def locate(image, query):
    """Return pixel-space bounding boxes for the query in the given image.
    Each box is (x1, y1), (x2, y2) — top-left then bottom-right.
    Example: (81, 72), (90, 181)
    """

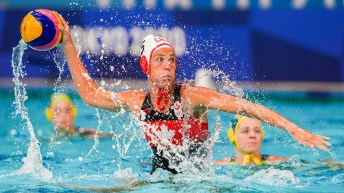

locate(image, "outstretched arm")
(185, 85), (331, 152)
(58, 16), (142, 112)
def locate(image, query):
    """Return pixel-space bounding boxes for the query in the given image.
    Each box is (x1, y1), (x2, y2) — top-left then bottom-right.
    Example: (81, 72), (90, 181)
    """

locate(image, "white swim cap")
(139, 35), (174, 75)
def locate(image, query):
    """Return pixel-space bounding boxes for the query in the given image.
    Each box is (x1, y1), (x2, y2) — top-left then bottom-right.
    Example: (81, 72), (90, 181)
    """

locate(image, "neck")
(148, 80), (176, 112)
(56, 125), (77, 132)
(148, 79), (175, 92)
(149, 80), (176, 98)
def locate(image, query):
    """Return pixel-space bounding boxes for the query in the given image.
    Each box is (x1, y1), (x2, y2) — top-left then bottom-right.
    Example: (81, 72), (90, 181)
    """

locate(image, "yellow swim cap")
(45, 93), (77, 121)
(227, 115), (264, 147)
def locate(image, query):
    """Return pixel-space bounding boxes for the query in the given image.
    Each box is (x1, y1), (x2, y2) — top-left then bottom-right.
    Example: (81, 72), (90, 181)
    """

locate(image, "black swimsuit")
(140, 83), (208, 174)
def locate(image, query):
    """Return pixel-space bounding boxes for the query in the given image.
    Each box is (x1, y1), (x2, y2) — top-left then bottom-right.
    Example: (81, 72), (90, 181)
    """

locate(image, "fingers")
(58, 15), (70, 33)
(56, 14), (73, 46)
(298, 139), (313, 148)
(323, 140), (332, 146)
(294, 133), (331, 152)
(311, 139), (331, 152)
(317, 134), (330, 140)
(318, 144), (330, 152)
(314, 134), (332, 147)
(301, 140), (329, 152)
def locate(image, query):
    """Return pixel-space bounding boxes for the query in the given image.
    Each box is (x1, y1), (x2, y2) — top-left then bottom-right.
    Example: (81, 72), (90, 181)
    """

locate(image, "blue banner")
(0, 2), (344, 82)
(2, 0), (344, 10)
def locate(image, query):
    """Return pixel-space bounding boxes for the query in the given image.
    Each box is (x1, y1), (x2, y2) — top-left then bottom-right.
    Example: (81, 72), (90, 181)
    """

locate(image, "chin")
(244, 147), (260, 153)
(159, 80), (174, 88)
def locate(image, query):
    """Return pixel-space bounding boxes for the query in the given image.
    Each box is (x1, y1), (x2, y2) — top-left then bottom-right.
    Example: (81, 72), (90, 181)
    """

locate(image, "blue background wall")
(1, 0), (344, 82)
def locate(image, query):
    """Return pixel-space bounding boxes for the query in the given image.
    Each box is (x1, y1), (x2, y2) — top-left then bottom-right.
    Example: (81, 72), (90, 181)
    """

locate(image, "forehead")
(238, 118), (261, 129)
(152, 46), (175, 56)
(52, 101), (72, 108)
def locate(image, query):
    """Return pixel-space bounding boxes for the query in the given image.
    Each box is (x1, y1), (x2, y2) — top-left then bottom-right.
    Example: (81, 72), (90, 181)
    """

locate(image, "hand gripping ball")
(20, 9), (62, 51)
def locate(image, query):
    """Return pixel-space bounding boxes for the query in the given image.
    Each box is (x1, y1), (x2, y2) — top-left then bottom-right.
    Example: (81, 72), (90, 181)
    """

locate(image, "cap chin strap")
(241, 151), (263, 165)
(156, 88), (168, 111)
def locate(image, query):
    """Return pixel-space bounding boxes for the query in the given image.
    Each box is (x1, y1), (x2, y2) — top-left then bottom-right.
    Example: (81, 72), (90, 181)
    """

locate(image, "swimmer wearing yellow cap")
(215, 116), (288, 166)
(46, 93), (113, 139)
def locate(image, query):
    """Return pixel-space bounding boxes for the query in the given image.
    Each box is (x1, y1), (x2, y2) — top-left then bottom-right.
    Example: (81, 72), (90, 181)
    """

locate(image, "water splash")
(52, 45), (67, 91)
(100, 109), (138, 157)
(11, 40), (52, 181)
(244, 167), (299, 186)
(194, 68), (216, 90)
(85, 108), (102, 158)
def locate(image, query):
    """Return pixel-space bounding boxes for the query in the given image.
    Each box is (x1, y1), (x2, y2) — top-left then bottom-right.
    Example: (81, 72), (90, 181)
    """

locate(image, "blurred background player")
(215, 116), (288, 165)
(45, 92), (113, 139)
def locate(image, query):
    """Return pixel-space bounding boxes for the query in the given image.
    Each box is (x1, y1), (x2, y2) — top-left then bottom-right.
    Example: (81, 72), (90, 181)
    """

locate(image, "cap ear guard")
(260, 124), (265, 141)
(227, 127), (236, 146)
(45, 107), (53, 121)
(139, 55), (149, 75)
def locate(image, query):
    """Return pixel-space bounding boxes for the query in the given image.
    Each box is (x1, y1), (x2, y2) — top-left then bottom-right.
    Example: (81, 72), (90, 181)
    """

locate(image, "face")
(149, 47), (176, 88)
(51, 101), (74, 130)
(236, 118), (263, 154)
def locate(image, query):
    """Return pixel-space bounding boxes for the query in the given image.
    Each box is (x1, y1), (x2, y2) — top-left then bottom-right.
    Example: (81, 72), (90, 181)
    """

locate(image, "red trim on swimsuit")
(141, 83), (208, 147)
(143, 120), (208, 147)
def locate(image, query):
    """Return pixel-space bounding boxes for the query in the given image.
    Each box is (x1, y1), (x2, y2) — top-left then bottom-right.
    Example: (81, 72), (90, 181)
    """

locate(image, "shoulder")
(265, 155), (289, 164)
(180, 83), (225, 105)
(120, 90), (147, 111)
(181, 83), (218, 98)
(180, 83), (207, 92)
(121, 89), (147, 98)
(214, 157), (235, 165)
(78, 128), (96, 134)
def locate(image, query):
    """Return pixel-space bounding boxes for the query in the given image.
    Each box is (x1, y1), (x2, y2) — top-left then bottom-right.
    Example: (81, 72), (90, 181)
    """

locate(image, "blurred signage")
(0, 0), (343, 82)
(1, 0), (342, 10)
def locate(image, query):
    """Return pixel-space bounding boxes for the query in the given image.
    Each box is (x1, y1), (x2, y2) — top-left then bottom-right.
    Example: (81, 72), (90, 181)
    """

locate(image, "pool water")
(0, 88), (343, 192)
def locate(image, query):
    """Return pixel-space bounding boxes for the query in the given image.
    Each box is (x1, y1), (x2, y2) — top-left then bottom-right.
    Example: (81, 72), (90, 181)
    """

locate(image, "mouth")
(246, 142), (257, 146)
(161, 75), (172, 80)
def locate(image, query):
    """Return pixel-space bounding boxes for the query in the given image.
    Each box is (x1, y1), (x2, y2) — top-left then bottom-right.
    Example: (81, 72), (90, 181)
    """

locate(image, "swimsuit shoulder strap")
(261, 154), (270, 161)
(173, 83), (182, 102)
(141, 91), (152, 110)
(227, 156), (236, 165)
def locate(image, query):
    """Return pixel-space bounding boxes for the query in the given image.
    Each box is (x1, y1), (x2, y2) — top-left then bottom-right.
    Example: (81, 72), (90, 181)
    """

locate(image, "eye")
(154, 56), (163, 63)
(254, 127), (261, 134)
(168, 57), (175, 64)
(53, 108), (61, 114)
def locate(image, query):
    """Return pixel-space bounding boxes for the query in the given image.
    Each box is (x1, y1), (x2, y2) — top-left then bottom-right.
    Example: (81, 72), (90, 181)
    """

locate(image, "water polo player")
(215, 116), (288, 166)
(57, 16), (330, 174)
(46, 92), (112, 139)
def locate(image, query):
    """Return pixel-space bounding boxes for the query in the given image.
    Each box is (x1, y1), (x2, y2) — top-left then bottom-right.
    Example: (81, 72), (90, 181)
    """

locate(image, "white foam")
(244, 167), (300, 186)
(194, 68), (215, 90)
(11, 40), (52, 181)
(18, 138), (53, 181)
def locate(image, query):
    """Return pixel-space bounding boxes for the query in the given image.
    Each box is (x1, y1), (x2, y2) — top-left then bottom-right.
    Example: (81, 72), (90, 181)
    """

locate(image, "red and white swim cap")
(139, 35), (175, 75)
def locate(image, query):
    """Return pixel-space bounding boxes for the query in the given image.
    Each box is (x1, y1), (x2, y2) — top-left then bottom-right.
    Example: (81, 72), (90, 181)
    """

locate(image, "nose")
(162, 60), (171, 70)
(248, 131), (256, 138)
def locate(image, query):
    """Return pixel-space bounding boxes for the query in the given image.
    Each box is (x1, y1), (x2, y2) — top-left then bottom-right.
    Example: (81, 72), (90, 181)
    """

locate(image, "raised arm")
(58, 16), (142, 112)
(185, 85), (331, 152)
